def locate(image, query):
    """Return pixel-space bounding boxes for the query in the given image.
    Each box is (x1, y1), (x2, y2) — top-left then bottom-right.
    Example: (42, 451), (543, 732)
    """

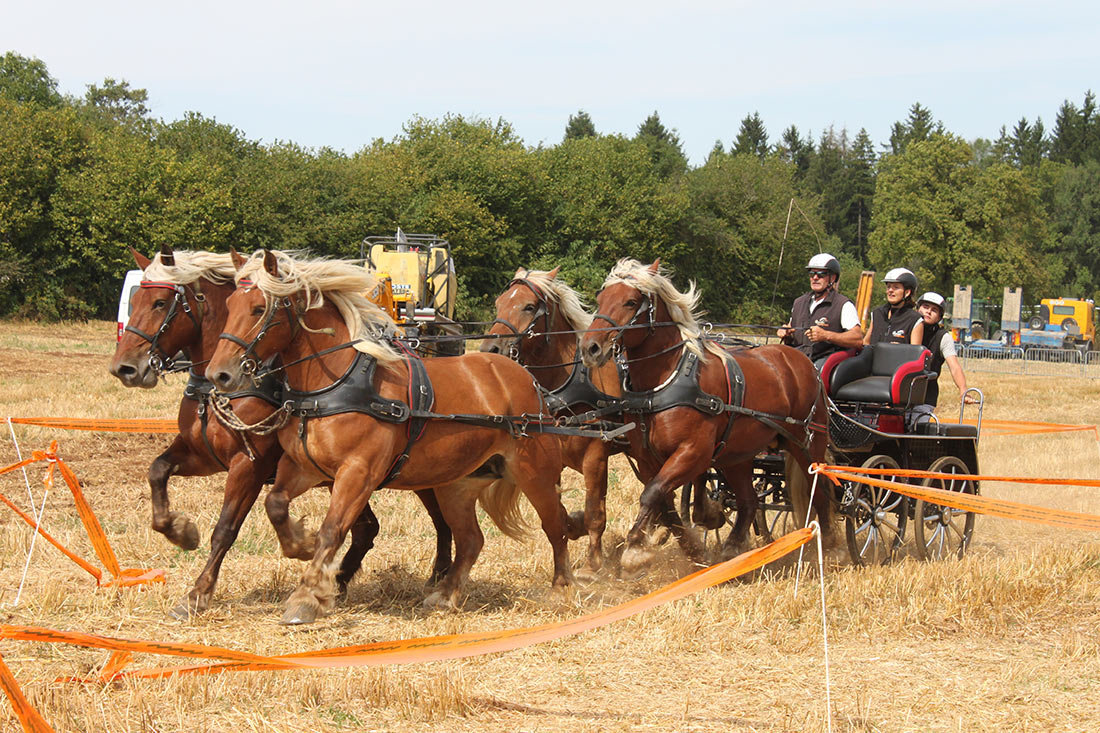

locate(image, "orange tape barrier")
(0, 528), (812, 727)
(7, 417), (177, 434)
(964, 418), (1100, 438)
(0, 653), (53, 733)
(814, 464), (1100, 531)
(0, 446), (165, 588)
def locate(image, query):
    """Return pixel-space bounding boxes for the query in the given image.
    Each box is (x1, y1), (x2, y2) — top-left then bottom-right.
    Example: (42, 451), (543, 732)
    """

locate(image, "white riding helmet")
(882, 267), (917, 293)
(917, 291), (945, 312)
(806, 253), (841, 277)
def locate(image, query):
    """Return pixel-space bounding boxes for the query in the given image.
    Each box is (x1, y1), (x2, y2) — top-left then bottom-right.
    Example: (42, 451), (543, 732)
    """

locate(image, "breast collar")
(282, 349), (434, 425)
(541, 346), (623, 415)
(617, 345), (744, 417)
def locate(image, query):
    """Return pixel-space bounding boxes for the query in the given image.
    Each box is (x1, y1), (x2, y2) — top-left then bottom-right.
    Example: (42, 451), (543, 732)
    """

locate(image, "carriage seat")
(830, 343), (932, 406)
(819, 349), (859, 396)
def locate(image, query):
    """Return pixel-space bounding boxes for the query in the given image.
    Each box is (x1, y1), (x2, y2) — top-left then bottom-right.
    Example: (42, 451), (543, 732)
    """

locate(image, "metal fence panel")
(959, 345), (1025, 375)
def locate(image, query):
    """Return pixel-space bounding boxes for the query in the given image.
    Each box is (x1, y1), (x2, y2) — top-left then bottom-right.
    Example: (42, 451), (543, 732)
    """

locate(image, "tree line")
(3, 51), (1099, 324)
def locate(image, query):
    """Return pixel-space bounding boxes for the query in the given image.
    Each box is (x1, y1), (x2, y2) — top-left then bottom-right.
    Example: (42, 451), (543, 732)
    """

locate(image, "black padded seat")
(831, 343), (932, 406)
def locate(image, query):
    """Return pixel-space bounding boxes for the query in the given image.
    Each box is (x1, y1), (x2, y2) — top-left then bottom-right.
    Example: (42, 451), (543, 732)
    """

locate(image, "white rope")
(13, 456), (52, 608)
(6, 417), (40, 522)
(809, 519), (833, 732)
(794, 469), (821, 595)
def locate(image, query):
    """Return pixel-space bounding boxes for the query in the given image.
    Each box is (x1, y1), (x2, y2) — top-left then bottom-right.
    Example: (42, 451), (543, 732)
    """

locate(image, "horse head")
(580, 259), (663, 368)
(481, 266), (561, 359)
(109, 245), (210, 387)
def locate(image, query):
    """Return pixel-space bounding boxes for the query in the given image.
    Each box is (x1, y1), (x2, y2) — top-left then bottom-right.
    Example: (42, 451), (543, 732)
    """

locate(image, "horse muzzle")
(580, 337), (611, 369)
(209, 362), (249, 393)
(109, 355), (158, 389)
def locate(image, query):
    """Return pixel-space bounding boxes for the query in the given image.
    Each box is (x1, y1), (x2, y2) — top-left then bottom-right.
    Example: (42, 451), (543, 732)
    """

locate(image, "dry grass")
(2, 321), (1099, 732)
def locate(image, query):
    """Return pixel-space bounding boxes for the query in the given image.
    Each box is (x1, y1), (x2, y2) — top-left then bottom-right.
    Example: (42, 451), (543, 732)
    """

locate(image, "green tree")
(1042, 159), (1100, 297)
(870, 134), (1047, 298)
(777, 124), (812, 178)
(564, 110), (597, 140)
(681, 151), (827, 320)
(887, 102), (942, 155)
(0, 52), (61, 106)
(732, 112), (768, 158)
(83, 78), (152, 130)
(634, 111), (687, 178)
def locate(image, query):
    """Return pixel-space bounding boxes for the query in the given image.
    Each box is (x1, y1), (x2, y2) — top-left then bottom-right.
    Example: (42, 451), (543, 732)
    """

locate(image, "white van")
(116, 269), (144, 341)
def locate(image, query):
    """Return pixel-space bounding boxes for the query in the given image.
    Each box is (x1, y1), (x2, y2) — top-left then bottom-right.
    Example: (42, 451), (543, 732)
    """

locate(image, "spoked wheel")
(679, 471), (734, 551)
(913, 455), (977, 561)
(753, 460), (793, 542)
(843, 454), (909, 566)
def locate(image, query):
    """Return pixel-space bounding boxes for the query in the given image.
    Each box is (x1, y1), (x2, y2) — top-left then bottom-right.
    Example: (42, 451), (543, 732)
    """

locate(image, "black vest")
(921, 324), (950, 406)
(789, 290), (853, 360)
(869, 303), (921, 345)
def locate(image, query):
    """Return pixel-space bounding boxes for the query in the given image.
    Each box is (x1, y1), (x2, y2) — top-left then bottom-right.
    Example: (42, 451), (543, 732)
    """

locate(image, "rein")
(217, 286), (302, 379)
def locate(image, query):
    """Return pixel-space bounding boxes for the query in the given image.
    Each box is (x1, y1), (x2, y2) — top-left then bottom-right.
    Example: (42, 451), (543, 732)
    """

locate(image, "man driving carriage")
(777, 253), (863, 367)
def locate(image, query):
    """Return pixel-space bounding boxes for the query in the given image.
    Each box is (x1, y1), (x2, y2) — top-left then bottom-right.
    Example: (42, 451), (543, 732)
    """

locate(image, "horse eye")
(523, 304), (535, 312)
(153, 299), (167, 309)
(625, 299), (637, 308)
(251, 305), (265, 316)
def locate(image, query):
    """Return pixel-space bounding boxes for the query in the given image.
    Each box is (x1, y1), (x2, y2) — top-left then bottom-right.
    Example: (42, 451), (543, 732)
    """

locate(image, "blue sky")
(5, 1), (1099, 164)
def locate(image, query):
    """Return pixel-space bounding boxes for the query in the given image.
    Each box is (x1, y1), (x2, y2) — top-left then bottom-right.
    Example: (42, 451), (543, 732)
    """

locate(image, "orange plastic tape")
(1, 528), (814, 682)
(0, 652), (54, 733)
(816, 466), (1100, 531)
(0, 450), (164, 587)
(964, 418), (1099, 438)
(818, 463), (1100, 488)
(7, 417), (177, 434)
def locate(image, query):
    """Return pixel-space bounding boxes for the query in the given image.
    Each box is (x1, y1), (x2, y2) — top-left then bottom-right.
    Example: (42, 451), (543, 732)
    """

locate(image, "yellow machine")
(362, 230), (462, 355)
(1025, 297), (1096, 352)
(855, 270), (875, 331)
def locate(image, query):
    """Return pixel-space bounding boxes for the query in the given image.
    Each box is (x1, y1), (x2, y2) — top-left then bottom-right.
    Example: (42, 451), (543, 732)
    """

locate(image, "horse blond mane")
(603, 259), (722, 358)
(515, 268), (593, 332)
(141, 250), (238, 285)
(236, 251), (402, 367)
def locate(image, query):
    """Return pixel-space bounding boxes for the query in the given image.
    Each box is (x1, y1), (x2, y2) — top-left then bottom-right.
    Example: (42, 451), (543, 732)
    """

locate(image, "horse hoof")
(280, 603), (319, 625)
(167, 594), (206, 620)
(620, 545), (656, 575)
(168, 514), (200, 551)
(574, 565), (599, 583)
(422, 591), (458, 611)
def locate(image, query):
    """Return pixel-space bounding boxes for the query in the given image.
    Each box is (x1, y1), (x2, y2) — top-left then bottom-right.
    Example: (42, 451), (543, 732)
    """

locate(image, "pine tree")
(778, 125), (812, 178)
(563, 110), (597, 141)
(634, 111), (687, 178)
(732, 112), (769, 158)
(887, 102), (943, 155)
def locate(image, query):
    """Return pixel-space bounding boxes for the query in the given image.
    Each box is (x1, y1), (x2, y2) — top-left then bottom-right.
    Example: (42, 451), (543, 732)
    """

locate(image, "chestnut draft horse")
(207, 251), (574, 624)
(109, 246), (452, 618)
(579, 259), (835, 573)
(482, 267), (623, 577)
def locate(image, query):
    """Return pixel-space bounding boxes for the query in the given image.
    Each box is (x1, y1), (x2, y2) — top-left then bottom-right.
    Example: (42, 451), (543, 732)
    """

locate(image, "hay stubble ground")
(1, 320), (1099, 731)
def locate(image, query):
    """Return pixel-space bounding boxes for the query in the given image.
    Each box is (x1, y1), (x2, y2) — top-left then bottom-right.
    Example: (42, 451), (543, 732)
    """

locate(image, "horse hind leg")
(423, 480), (486, 610)
(509, 436), (575, 592)
(716, 461), (756, 561)
(334, 503), (380, 599)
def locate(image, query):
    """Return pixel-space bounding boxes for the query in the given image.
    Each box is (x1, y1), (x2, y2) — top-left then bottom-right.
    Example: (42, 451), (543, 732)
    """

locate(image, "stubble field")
(1, 319), (1099, 732)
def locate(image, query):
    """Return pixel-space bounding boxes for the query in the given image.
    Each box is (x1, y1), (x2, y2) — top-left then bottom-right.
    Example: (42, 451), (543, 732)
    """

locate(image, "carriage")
(685, 342), (985, 566)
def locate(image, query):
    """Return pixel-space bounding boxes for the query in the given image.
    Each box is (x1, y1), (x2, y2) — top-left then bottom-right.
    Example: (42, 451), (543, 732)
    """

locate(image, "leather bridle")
(489, 278), (552, 360)
(217, 281), (301, 378)
(124, 280), (205, 374)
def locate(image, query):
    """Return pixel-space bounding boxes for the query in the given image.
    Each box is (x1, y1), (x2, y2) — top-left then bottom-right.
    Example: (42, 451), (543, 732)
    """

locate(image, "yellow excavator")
(362, 230), (463, 356)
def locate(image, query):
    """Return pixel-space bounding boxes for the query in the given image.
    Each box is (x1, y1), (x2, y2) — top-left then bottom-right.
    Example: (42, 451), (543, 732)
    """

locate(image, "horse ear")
(546, 266), (560, 279)
(513, 267), (527, 278)
(229, 247), (247, 271)
(130, 247), (152, 271)
(262, 249), (280, 278)
(647, 259), (661, 273)
(159, 243), (175, 267)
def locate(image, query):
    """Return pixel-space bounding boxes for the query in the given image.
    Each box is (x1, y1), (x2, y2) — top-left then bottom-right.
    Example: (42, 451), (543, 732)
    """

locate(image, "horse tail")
(477, 477), (533, 541)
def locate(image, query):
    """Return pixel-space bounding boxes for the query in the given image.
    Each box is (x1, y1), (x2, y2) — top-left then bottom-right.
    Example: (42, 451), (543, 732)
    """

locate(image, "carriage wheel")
(678, 472), (733, 551)
(753, 464), (793, 543)
(844, 454), (908, 566)
(913, 455), (977, 561)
